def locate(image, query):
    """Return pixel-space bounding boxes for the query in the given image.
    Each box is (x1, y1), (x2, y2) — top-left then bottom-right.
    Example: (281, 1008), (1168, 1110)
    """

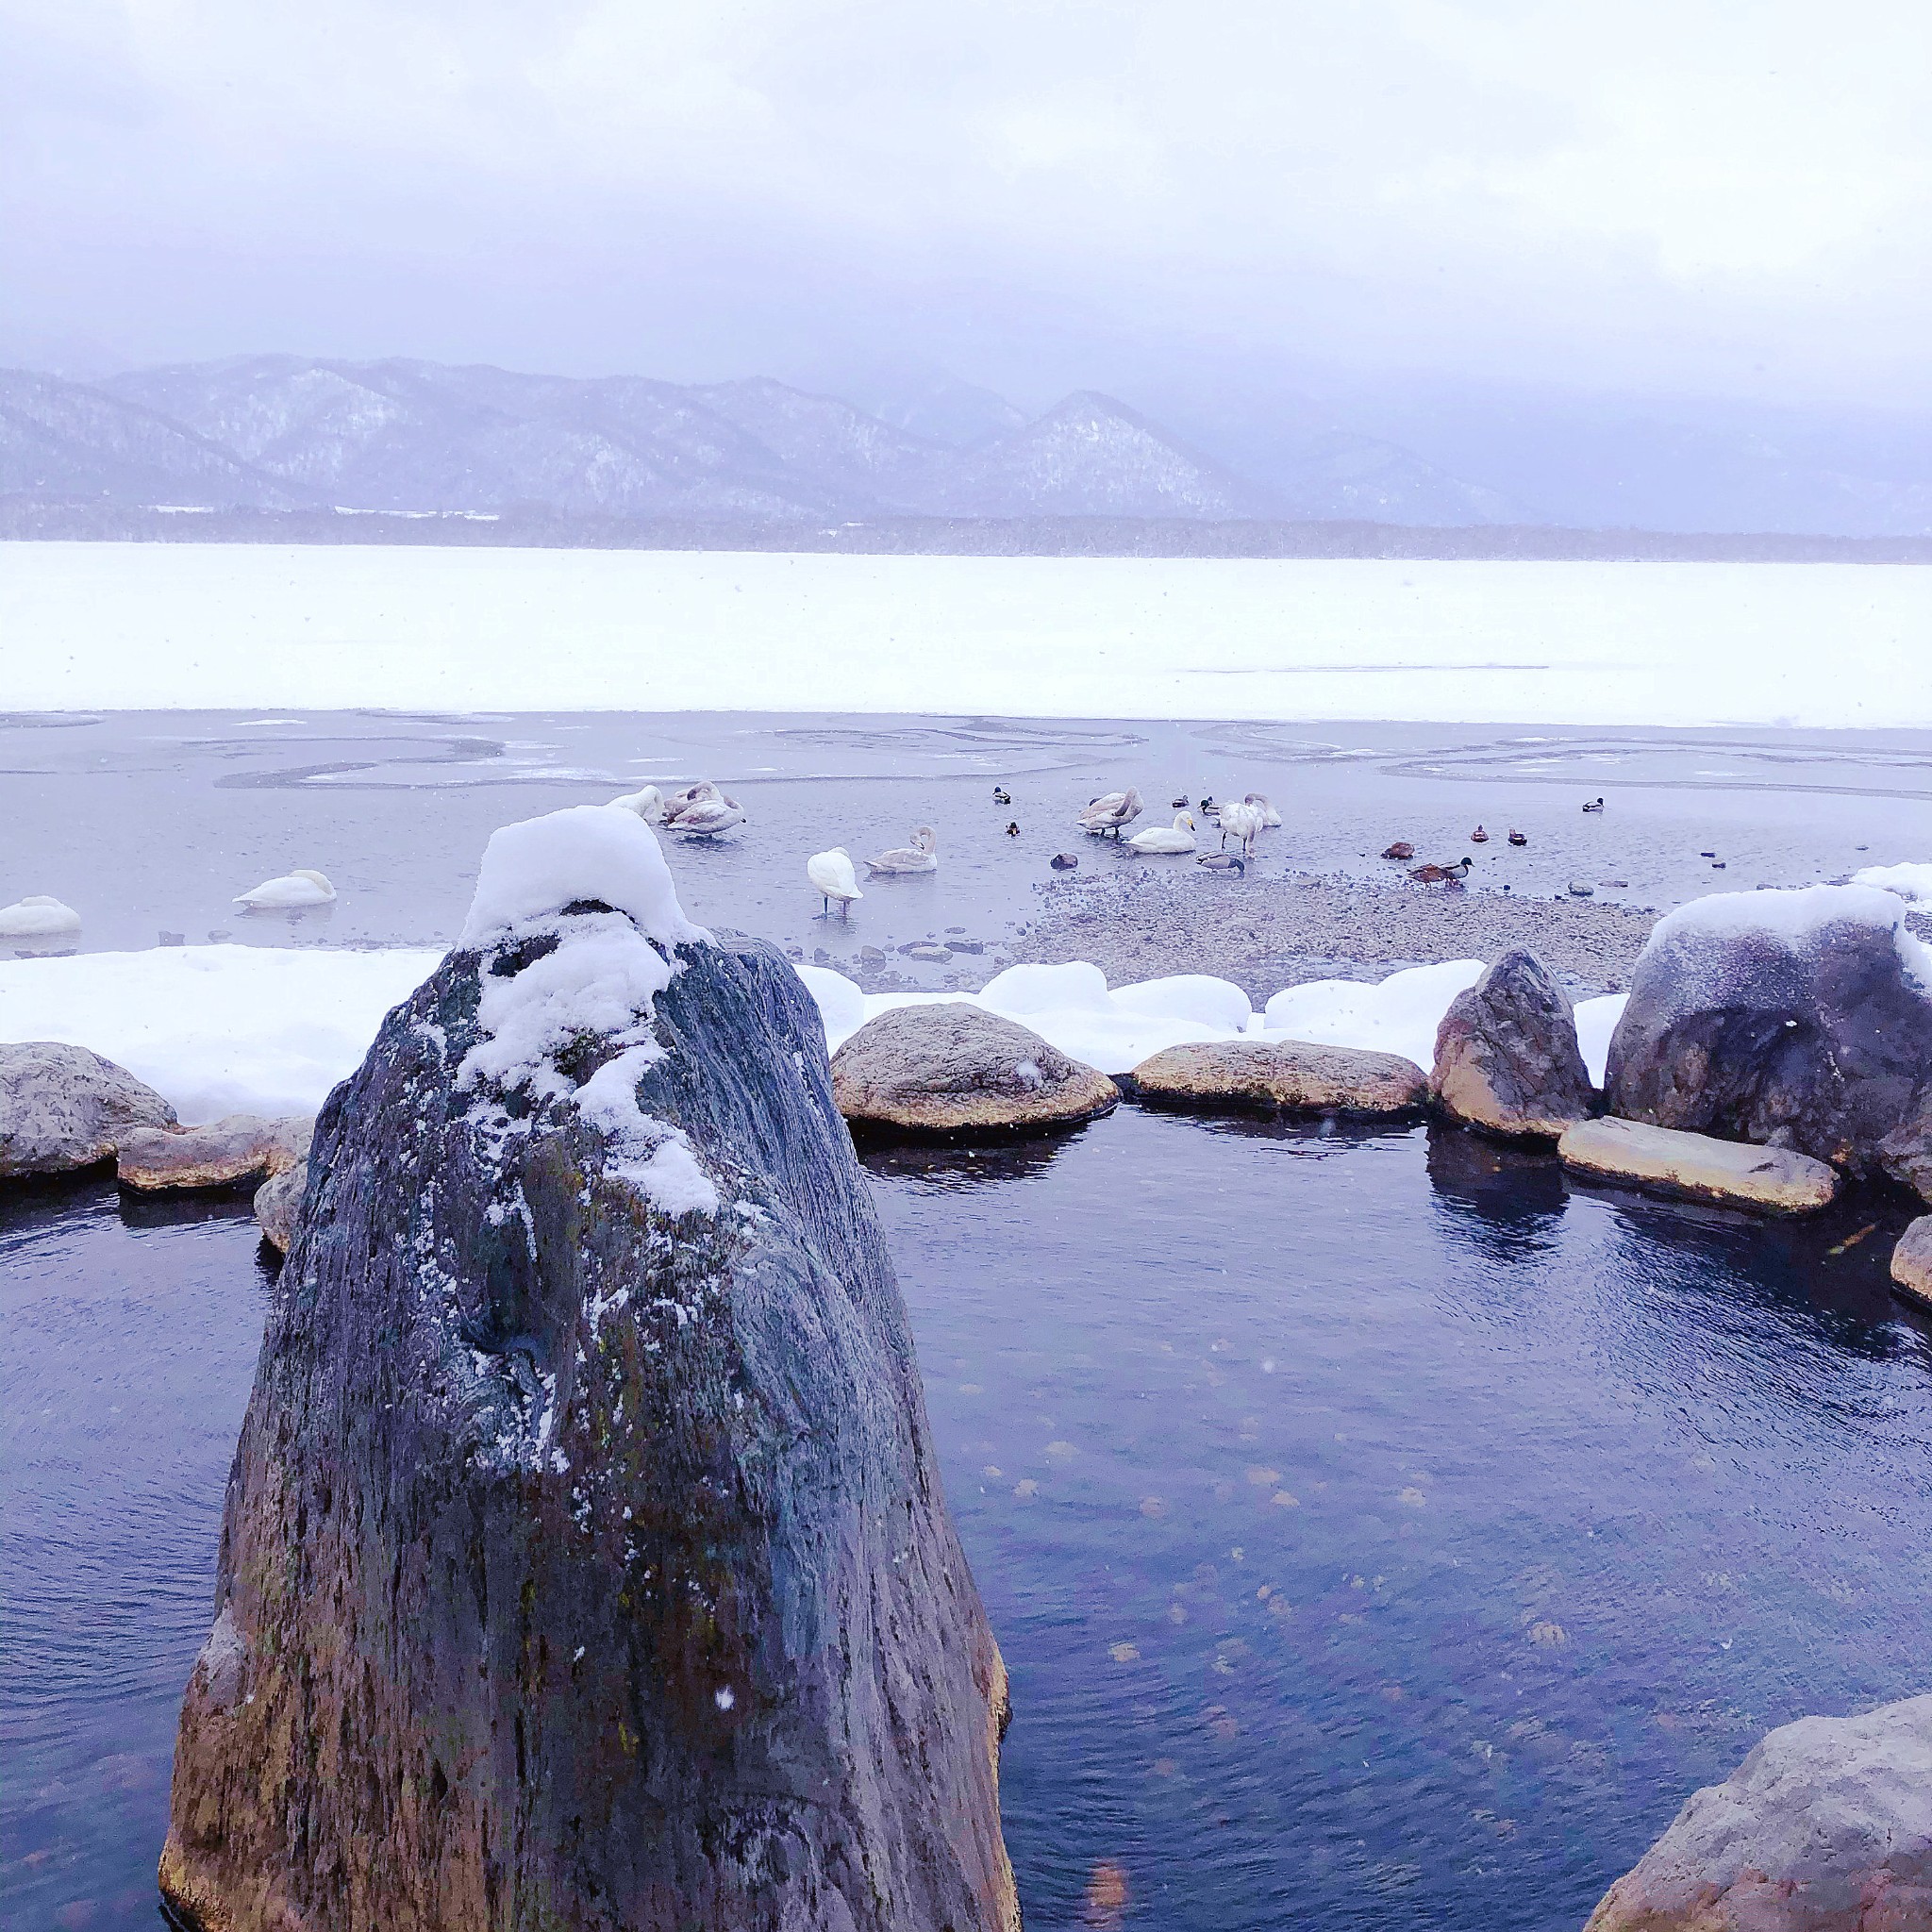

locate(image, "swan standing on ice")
(608, 785), (666, 822)
(1078, 788), (1143, 837)
(1245, 792), (1283, 828)
(235, 869), (336, 909)
(0, 894), (82, 938)
(1218, 798), (1266, 857)
(807, 848), (864, 917)
(670, 784), (747, 837)
(866, 826), (938, 874)
(1127, 811), (1197, 856)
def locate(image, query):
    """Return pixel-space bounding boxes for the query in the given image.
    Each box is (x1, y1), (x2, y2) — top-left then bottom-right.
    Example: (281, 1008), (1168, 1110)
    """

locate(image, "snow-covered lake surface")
(4, 541), (1928, 724)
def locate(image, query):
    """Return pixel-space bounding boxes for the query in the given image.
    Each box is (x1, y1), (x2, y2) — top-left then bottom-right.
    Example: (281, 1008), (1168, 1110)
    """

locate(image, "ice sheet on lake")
(3, 542), (1926, 726)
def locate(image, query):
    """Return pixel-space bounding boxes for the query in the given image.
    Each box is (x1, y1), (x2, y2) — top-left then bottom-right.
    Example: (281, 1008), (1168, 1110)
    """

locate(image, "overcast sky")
(2, 0), (1926, 408)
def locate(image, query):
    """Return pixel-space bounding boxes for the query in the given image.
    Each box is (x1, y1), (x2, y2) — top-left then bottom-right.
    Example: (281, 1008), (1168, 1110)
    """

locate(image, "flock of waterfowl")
(0, 869), (339, 940)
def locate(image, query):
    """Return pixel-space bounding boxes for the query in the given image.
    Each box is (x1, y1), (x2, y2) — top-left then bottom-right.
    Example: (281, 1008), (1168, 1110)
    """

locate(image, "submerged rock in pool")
(116, 1112), (310, 1192)
(832, 1001), (1117, 1132)
(0, 1041), (175, 1178)
(1430, 949), (1594, 1139)
(1585, 1693), (1932, 1930)
(160, 806), (1016, 1932)
(1558, 1117), (1840, 1214)
(1606, 886), (1932, 1198)
(1133, 1038), (1426, 1115)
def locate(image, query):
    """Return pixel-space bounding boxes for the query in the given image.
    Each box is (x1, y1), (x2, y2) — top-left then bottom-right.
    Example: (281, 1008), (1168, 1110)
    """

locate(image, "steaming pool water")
(7, 1111), (1932, 1931)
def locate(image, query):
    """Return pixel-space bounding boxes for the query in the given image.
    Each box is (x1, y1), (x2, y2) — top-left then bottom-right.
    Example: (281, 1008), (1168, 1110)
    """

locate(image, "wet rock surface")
(1132, 1038), (1426, 1115)
(1607, 893), (1932, 1199)
(251, 1158), (307, 1253)
(1430, 949), (1595, 1139)
(1558, 1117), (1840, 1215)
(1585, 1693), (1932, 1930)
(116, 1112), (310, 1192)
(0, 1041), (176, 1178)
(832, 1002), (1117, 1132)
(160, 887), (1015, 1927)
(1890, 1215), (1932, 1309)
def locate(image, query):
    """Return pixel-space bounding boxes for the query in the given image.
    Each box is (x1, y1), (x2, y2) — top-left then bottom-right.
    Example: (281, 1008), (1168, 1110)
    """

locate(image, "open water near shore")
(9, 708), (1932, 1929)
(5, 1120), (1932, 1930)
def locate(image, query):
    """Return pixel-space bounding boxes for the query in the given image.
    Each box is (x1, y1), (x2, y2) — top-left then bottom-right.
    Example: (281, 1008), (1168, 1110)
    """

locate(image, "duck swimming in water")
(992, 787), (1012, 805)
(1050, 852), (1079, 871)
(1470, 824), (1490, 843)
(1582, 797), (1605, 813)
(1381, 841), (1414, 861)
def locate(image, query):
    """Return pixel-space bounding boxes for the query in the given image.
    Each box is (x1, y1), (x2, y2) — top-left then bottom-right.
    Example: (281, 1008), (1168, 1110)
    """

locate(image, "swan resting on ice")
(1127, 811), (1197, 856)
(235, 869), (336, 909)
(866, 826), (938, 875)
(0, 894), (82, 938)
(608, 786), (666, 822)
(807, 848), (864, 916)
(669, 783), (747, 836)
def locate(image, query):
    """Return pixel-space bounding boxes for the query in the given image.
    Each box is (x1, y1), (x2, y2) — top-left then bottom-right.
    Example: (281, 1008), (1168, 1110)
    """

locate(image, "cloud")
(0, 0), (1925, 403)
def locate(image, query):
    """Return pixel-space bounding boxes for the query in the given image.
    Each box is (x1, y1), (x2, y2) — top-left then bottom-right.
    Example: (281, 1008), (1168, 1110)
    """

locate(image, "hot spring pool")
(6, 1110), (1932, 1930)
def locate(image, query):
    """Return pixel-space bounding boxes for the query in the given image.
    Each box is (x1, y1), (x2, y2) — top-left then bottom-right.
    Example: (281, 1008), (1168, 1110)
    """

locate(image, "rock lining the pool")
(0, 1040), (176, 1177)
(159, 808), (1017, 1932)
(1586, 1692), (1932, 1931)
(833, 1002), (1119, 1132)
(116, 1111), (310, 1192)
(1131, 1038), (1427, 1115)
(1558, 1118), (1840, 1215)
(1429, 948), (1596, 1140)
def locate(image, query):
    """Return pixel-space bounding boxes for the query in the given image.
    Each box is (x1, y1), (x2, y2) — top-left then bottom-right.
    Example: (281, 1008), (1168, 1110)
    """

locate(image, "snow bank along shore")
(0, 938), (1627, 1122)
(5, 541), (1928, 725)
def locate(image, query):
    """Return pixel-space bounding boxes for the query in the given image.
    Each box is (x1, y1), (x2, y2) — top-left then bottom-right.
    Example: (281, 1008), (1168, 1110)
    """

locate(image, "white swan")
(865, 825), (938, 875)
(1127, 811), (1197, 856)
(1218, 799), (1266, 856)
(671, 784), (746, 837)
(235, 868), (336, 909)
(1078, 787), (1144, 837)
(807, 848), (864, 916)
(1245, 792), (1283, 828)
(608, 785), (666, 822)
(0, 894), (81, 938)
(660, 782), (720, 824)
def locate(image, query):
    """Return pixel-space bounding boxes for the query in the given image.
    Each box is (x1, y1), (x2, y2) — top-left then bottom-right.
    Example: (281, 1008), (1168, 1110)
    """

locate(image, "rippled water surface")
(7, 1116), (1932, 1930)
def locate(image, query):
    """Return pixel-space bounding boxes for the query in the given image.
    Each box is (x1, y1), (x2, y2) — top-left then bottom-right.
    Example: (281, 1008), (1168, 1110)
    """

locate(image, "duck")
(235, 868), (336, 909)
(806, 848), (863, 917)
(866, 825), (938, 875)
(1507, 828), (1528, 847)
(1381, 841), (1415, 861)
(992, 787), (1012, 806)
(1127, 811), (1197, 856)
(0, 893), (82, 938)
(1198, 795), (1217, 815)
(1077, 788), (1144, 838)
(1170, 792), (1190, 809)
(1218, 797), (1266, 857)
(669, 783), (747, 837)
(1470, 824), (1490, 843)
(1582, 797), (1606, 813)
(1195, 853), (1245, 875)
(1050, 852), (1079, 871)
(1244, 792), (1283, 828)
(1409, 857), (1474, 885)
(608, 785), (665, 822)
(1006, 820), (1021, 837)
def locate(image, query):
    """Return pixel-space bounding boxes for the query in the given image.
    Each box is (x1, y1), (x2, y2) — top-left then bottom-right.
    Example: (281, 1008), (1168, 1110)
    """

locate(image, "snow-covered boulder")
(832, 1002), (1117, 1132)
(1131, 1039), (1426, 1115)
(1430, 950), (1594, 1140)
(1586, 1694), (1932, 1929)
(116, 1112), (310, 1193)
(161, 806), (1016, 1932)
(0, 1041), (176, 1178)
(1607, 886), (1932, 1198)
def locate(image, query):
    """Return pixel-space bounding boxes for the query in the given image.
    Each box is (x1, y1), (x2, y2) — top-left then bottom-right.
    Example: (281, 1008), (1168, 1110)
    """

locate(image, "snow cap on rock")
(460, 805), (706, 949)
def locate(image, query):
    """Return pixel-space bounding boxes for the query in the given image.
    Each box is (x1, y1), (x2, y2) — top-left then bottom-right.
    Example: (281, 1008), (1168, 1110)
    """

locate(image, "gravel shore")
(1008, 867), (1658, 1001)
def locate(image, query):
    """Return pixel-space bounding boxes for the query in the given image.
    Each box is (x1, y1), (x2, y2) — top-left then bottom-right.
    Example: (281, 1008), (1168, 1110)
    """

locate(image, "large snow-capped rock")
(1586, 1694), (1932, 1929)
(1606, 886), (1932, 1198)
(159, 805), (1016, 1932)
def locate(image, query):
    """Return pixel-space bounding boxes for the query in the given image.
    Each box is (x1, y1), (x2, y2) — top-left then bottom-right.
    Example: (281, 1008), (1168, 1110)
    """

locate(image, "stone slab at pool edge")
(1558, 1118), (1840, 1215)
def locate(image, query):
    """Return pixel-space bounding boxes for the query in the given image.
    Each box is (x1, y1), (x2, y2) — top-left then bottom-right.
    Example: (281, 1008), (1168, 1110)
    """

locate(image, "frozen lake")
(2, 541), (1927, 725)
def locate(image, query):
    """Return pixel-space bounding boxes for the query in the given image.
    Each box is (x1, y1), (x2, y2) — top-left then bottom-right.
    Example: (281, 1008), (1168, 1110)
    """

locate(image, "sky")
(2, 0), (1927, 410)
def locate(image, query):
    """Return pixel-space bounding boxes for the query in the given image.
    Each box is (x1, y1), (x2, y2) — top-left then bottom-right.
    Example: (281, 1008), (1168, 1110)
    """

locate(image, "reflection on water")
(6, 1115), (1932, 1930)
